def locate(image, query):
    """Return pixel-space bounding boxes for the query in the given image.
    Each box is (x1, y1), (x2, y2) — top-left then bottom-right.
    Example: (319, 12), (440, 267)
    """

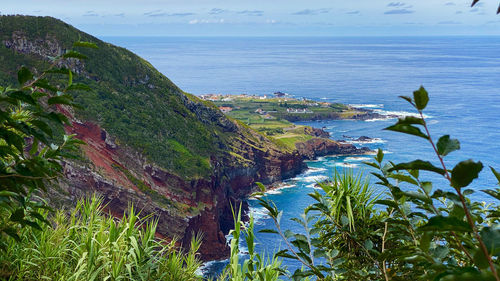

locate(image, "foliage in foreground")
(0, 41), (94, 248)
(222, 87), (500, 281)
(0, 196), (202, 281)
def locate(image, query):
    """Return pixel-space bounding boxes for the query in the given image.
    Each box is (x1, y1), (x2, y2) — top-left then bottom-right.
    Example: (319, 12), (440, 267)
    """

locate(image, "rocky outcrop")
(295, 138), (371, 160)
(303, 127), (330, 138)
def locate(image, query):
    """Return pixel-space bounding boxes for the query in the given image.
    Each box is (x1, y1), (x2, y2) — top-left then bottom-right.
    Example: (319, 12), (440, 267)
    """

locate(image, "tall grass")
(0, 195), (202, 281)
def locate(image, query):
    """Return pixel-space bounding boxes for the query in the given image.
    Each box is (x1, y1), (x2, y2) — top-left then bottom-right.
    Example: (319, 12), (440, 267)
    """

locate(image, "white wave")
(345, 138), (386, 144)
(344, 156), (372, 162)
(198, 259), (228, 276)
(365, 118), (390, 122)
(249, 206), (270, 222)
(306, 183), (324, 190)
(305, 156), (326, 163)
(335, 163), (359, 168)
(293, 175), (328, 183)
(349, 103), (384, 108)
(366, 150), (393, 155)
(303, 167), (328, 175)
(373, 109), (431, 118)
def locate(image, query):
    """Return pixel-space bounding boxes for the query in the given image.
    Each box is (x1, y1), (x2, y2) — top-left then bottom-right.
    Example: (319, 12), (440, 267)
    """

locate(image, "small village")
(201, 91), (334, 115)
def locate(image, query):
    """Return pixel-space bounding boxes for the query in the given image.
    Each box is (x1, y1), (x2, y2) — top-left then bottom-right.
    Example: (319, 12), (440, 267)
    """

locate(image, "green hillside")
(0, 15), (234, 178)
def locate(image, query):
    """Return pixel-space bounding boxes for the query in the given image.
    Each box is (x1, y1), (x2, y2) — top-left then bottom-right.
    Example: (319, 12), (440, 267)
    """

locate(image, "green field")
(211, 95), (363, 150)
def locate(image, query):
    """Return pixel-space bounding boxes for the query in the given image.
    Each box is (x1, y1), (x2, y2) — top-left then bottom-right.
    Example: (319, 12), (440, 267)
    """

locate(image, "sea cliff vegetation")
(1, 1), (500, 280)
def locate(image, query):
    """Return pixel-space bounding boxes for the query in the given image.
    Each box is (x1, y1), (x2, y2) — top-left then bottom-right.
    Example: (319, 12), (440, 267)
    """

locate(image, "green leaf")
(451, 160), (483, 189)
(413, 86), (429, 110)
(18, 66), (33, 85)
(73, 41), (98, 49)
(45, 67), (73, 75)
(10, 208), (25, 222)
(374, 199), (399, 209)
(389, 160), (445, 175)
(3, 227), (20, 242)
(388, 174), (418, 185)
(482, 189), (500, 201)
(384, 124), (428, 139)
(275, 249), (297, 260)
(399, 95), (414, 106)
(8, 90), (36, 105)
(480, 226), (500, 257)
(376, 148), (384, 163)
(66, 83), (92, 92)
(419, 216), (472, 233)
(63, 50), (88, 60)
(363, 161), (380, 169)
(259, 229), (278, 234)
(33, 79), (58, 92)
(396, 116), (425, 125)
(364, 240), (373, 251)
(48, 95), (73, 106)
(421, 181), (433, 194)
(491, 167), (500, 184)
(437, 135), (460, 156)
(420, 232), (432, 252)
(31, 120), (53, 137)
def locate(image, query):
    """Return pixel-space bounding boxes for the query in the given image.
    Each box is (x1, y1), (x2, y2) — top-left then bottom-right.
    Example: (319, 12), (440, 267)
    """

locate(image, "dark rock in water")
(295, 138), (371, 160)
(355, 136), (372, 142)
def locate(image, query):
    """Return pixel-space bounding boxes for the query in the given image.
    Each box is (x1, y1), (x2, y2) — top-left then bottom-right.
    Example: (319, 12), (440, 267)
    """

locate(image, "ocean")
(102, 36), (500, 277)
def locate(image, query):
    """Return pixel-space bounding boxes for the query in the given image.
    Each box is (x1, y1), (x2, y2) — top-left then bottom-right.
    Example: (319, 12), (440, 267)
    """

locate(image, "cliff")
(0, 15), (307, 260)
(0, 15), (368, 260)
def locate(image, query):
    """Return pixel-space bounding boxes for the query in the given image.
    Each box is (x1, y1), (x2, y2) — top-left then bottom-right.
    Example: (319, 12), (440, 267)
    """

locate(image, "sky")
(2, 0), (500, 36)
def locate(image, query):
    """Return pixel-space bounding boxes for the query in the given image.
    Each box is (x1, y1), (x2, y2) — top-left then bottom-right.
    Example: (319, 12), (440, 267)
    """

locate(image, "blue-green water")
(103, 36), (500, 277)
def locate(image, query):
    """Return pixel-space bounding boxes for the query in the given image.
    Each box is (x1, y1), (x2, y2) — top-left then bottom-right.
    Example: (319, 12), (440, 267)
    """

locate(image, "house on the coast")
(219, 106), (233, 113)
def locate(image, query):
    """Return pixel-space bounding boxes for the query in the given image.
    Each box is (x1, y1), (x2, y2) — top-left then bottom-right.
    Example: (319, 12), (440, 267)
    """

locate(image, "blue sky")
(2, 0), (500, 36)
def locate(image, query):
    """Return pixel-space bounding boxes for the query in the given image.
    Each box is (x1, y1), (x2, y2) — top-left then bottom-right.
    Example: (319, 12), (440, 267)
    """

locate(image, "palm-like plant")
(316, 169), (378, 231)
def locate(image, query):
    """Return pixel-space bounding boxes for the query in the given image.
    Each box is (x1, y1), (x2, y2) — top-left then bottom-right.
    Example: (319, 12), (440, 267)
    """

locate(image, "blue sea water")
(103, 36), (500, 277)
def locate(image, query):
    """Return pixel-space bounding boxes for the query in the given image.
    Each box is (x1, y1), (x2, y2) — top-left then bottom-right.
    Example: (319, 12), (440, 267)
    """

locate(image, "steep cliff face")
(0, 15), (306, 260)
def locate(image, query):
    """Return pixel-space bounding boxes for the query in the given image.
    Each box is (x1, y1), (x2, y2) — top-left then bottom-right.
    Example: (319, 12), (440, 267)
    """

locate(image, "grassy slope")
(0, 15), (236, 179)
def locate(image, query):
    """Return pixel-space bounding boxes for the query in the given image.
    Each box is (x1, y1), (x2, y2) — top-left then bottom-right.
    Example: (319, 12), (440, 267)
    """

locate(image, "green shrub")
(223, 87), (500, 281)
(0, 195), (202, 281)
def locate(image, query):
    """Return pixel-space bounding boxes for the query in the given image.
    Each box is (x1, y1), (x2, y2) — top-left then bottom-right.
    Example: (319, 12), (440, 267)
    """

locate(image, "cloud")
(292, 8), (330, 15)
(83, 10), (99, 17)
(387, 2), (406, 7)
(346, 10), (360, 15)
(455, 10), (463, 14)
(114, 13), (125, 17)
(144, 9), (162, 16)
(470, 8), (479, 13)
(266, 19), (277, 24)
(384, 9), (415, 14)
(445, 2), (456, 6)
(170, 13), (196, 17)
(237, 10), (264, 16)
(188, 18), (225, 24)
(209, 8), (226, 15)
(438, 20), (461, 24)
(143, 10), (196, 17)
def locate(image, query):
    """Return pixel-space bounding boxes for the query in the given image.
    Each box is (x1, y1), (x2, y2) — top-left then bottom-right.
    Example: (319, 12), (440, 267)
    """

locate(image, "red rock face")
(57, 116), (306, 261)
